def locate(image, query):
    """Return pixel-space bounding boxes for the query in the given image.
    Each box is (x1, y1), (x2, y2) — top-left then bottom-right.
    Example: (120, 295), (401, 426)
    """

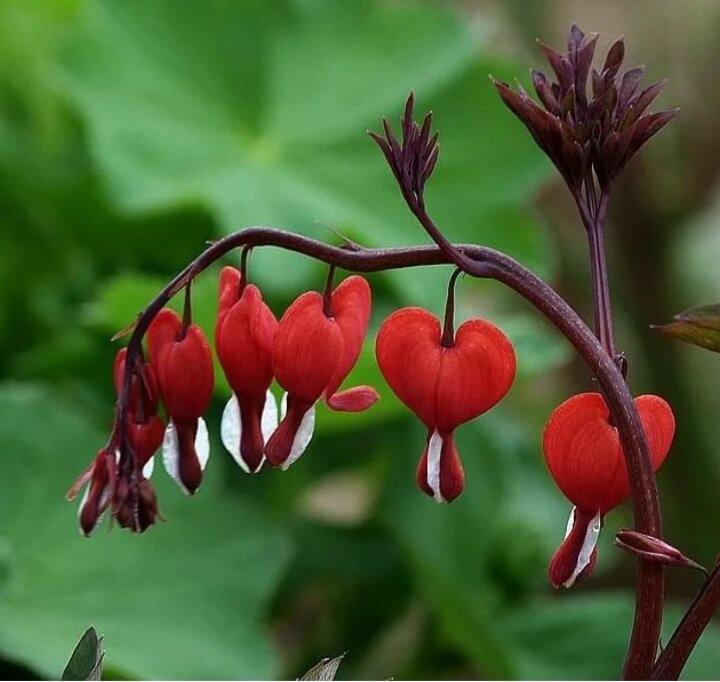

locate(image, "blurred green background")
(1, 0), (720, 679)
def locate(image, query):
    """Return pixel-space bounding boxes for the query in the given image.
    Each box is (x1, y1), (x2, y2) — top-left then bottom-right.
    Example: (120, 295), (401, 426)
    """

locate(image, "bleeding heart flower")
(70, 348), (165, 536)
(265, 275), (378, 469)
(376, 307), (516, 503)
(70, 447), (116, 536)
(215, 266), (279, 473)
(113, 348), (165, 478)
(148, 308), (214, 494)
(543, 392), (675, 588)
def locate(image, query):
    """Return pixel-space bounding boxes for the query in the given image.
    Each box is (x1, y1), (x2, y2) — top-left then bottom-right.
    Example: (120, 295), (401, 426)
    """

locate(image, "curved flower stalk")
(543, 393), (675, 588)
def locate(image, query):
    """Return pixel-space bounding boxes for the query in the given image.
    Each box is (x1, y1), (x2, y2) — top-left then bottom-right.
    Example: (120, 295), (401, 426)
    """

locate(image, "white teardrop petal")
(280, 392), (288, 419)
(426, 430), (445, 503)
(564, 506), (577, 540)
(195, 417), (210, 471)
(143, 457), (155, 479)
(162, 421), (186, 493)
(221, 394), (250, 473)
(564, 509), (602, 588)
(261, 390), (279, 442)
(77, 484), (90, 530)
(281, 404), (316, 471)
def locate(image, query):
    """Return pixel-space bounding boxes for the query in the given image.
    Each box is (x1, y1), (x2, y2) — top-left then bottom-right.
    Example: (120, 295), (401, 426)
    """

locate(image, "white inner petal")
(221, 393), (275, 473)
(162, 419), (209, 495)
(195, 417), (210, 471)
(426, 429), (445, 503)
(143, 457), (155, 479)
(564, 506), (577, 540)
(279, 392), (316, 471)
(564, 509), (602, 588)
(261, 389), (279, 442)
(221, 394), (248, 473)
(162, 421), (184, 493)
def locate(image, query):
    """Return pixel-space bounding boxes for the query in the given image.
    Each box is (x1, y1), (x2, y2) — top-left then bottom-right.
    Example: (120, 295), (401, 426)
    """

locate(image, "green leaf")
(61, 627), (103, 681)
(0, 383), (290, 679)
(502, 592), (720, 680)
(379, 417), (521, 678)
(653, 302), (720, 352)
(299, 654), (345, 681)
(59, 0), (551, 299)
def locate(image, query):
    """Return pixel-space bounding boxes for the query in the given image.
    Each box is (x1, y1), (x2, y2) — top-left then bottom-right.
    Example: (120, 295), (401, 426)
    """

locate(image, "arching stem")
(116, 225), (662, 678)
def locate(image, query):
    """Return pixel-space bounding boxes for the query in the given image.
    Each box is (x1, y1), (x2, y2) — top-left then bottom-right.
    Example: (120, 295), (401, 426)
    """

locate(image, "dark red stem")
(576, 190), (617, 359)
(651, 564), (720, 679)
(441, 268), (461, 347)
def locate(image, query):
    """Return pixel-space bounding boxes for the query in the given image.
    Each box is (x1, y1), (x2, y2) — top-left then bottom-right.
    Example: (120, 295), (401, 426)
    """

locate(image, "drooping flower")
(376, 307), (516, 502)
(148, 308), (214, 494)
(70, 348), (165, 536)
(215, 266), (279, 473)
(113, 348), (165, 477)
(265, 275), (378, 469)
(70, 447), (116, 536)
(543, 392), (675, 588)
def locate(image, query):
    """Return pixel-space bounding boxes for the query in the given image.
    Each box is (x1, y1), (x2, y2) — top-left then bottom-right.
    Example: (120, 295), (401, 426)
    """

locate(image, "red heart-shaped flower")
(376, 307), (516, 432)
(543, 392), (675, 514)
(376, 306), (516, 502)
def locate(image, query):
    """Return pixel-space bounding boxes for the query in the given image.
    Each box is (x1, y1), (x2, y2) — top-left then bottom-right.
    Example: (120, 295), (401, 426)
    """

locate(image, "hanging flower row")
(68, 266), (522, 533)
(68, 259), (677, 592)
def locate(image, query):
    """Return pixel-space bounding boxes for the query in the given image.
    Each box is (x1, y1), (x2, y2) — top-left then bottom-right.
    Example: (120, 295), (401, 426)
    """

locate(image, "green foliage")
(654, 302), (720, 353)
(0, 384), (290, 679)
(0, 0), (716, 680)
(62, 627), (103, 681)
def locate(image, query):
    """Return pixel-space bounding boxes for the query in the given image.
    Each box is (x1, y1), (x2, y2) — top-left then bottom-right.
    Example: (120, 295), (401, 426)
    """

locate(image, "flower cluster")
(69, 265), (525, 533)
(69, 268), (384, 534)
(493, 24), (677, 193)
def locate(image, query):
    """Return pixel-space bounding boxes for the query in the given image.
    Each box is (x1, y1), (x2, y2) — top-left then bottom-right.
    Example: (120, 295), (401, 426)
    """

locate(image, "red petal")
(601, 394), (674, 510)
(265, 395), (313, 468)
(326, 385), (379, 412)
(543, 393), (675, 513)
(237, 393), (267, 472)
(272, 291), (344, 402)
(216, 283), (277, 397)
(375, 307), (442, 428)
(435, 319), (516, 432)
(216, 266), (242, 340)
(415, 430), (465, 503)
(113, 348), (128, 398)
(157, 325), (214, 421)
(325, 276), (373, 400)
(174, 418), (203, 495)
(376, 308), (516, 430)
(128, 415), (165, 467)
(114, 349), (160, 418)
(548, 508), (601, 588)
(147, 308), (181, 366)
